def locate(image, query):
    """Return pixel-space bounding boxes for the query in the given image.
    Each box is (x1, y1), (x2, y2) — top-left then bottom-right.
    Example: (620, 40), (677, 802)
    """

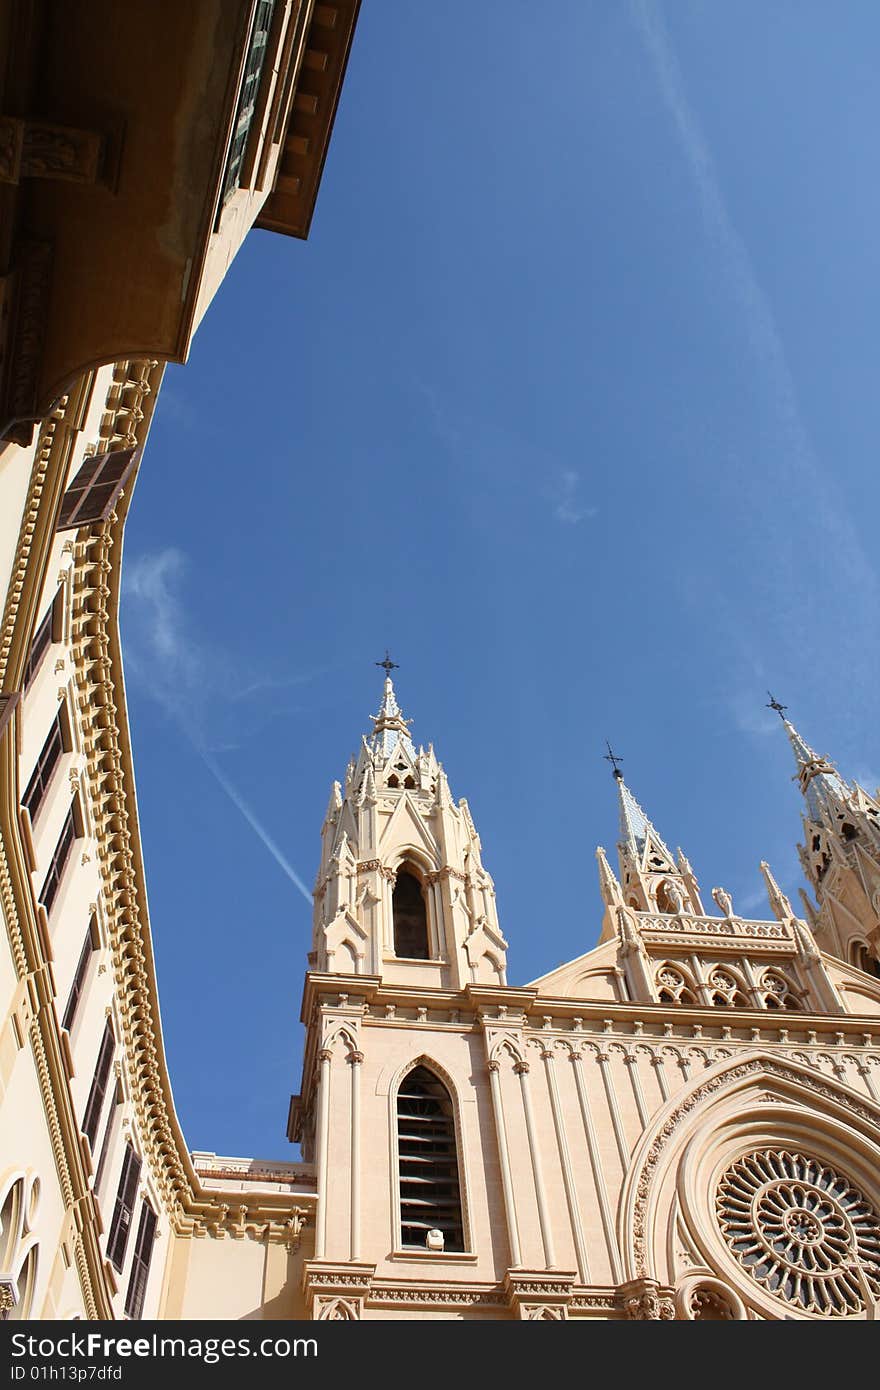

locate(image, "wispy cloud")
(628, 0), (880, 720)
(550, 468), (597, 525)
(123, 548), (313, 905)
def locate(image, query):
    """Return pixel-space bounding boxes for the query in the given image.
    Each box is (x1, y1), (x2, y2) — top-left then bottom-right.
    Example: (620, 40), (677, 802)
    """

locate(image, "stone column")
(542, 1048), (589, 1282)
(515, 1059), (556, 1270)
(348, 1049), (363, 1262)
(487, 1060), (521, 1268)
(314, 1047), (333, 1259)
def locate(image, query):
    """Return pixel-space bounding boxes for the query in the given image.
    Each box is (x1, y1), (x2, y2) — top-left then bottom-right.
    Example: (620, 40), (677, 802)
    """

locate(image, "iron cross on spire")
(376, 650), (399, 677)
(604, 741), (624, 780)
(766, 691), (788, 719)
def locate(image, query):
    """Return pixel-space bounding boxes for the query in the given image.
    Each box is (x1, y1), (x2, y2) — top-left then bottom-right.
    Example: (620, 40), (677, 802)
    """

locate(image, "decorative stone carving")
(621, 1279), (676, 1320)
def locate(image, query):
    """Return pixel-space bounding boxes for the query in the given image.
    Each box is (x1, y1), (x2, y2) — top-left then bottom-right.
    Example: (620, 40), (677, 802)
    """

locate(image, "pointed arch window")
(656, 964), (696, 1006)
(707, 967), (750, 1008)
(392, 868), (430, 960)
(396, 1066), (464, 1252)
(760, 970), (800, 1011)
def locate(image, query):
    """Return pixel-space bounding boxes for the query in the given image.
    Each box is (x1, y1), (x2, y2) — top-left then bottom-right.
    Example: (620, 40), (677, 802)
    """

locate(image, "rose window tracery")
(716, 1149), (880, 1316)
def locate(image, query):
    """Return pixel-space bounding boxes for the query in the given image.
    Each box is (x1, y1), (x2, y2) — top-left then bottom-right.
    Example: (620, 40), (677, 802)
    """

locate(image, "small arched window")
(656, 964), (696, 1006)
(396, 1066), (464, 1252)
(393, 869), (430, 960)
(761, 970), (800, 1011)
(851, 941), (880, 979)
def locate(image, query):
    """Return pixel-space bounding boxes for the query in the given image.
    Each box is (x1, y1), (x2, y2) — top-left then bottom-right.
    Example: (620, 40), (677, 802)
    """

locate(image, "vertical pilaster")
(348, 1049), (363, 1262)
(515, 1059), (556, 1270)
(487, 1060), (521, 1268)
(314, 1047), (332, 1259)
(541, 1048), (589, 1282)
(570, 1052), (622, 1282)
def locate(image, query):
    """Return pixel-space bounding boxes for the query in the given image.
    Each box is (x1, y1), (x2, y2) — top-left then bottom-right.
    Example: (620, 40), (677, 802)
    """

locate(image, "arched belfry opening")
(396, 1065), (464, 1252)
(392, 867), (430, 960)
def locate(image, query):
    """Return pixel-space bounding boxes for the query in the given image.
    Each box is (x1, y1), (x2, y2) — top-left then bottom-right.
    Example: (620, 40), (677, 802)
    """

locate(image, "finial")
(376, 650), (399, 677)
(766, 691), (788, 719)
(604, 740), (624, 780)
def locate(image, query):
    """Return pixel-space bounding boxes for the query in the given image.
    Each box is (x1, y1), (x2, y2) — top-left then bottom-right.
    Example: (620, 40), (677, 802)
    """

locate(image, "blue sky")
(120, 1), (880, 1160)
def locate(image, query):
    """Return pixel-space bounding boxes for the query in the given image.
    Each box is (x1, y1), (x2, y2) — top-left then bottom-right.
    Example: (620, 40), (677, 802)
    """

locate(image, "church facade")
(1, 0), (880, 1324)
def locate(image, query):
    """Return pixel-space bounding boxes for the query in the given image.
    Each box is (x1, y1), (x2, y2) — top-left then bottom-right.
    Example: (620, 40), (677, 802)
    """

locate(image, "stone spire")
(781, 715), (851, 824)
(771, 704), (880, 972)
(610, 769), (703, 915)
(368, 675), (416, 762)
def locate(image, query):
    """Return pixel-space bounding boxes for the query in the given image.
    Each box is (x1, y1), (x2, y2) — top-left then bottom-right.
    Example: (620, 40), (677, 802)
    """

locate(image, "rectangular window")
(38, 801), (78, 917)
(93, 1081), (121, 1193)
(124, 1202), (158, 1319)
(56, 447), (139, 531)
(22, 598), (55, 690)
(82, 1018), (114, 1150)
(22, 706), (68, 825)
(219, 0), (276, 209)
(61, 918), (97, 1032)
(107, 1142), (141, 1273)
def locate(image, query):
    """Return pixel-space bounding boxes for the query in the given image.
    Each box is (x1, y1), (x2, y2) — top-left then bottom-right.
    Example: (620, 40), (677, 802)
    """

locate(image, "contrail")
(197, 743), (314, 907)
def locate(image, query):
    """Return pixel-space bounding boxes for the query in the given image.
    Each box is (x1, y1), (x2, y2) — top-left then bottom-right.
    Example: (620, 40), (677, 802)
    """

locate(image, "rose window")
(716, 1149), (880, 1316)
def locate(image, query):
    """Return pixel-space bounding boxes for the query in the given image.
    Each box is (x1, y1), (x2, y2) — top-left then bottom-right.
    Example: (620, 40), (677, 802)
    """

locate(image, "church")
(1, 0), (880, 1326)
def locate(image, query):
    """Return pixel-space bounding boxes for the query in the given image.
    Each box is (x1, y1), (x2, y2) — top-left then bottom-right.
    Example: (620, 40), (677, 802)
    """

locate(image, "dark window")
(219, 1), (276, 209)
(82, 1018), (114, 1150)
(56, 447), (139, 531)
(93, 1081), (121, 1193)
(124, 1202), (158, 1319)
(22, 598), (56, 690)
(38, 802), (78, 916)
(61, 921), (97, 1032)
(107, 1143), (141, 1273)
(397, 1066), (463, 1253)
(392, 870), (430, 959)
(22, 707), (68, 824)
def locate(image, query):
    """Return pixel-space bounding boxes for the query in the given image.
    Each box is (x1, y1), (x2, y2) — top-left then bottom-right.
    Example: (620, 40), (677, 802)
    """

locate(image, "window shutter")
(124, 1202), (158, 1319)
(61, 924), (96, 1032)
(38, 801), (77, 915)
(56, 447), (139, 531)
(22, 708), (66, 824)
(22, 598), (55, 689)
(82, 1018), (114, 1149)
(107, 1142), (142, 1272)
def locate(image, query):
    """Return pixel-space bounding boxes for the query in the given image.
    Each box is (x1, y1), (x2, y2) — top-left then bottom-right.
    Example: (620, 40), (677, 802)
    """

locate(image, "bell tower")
(770, 698), (880, 976)
(309, 663), (508, 988)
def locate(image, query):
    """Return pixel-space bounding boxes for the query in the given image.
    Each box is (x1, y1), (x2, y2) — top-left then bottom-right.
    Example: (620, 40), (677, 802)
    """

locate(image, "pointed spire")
(779, 710), (851, 822)
(616, 775), (674, 863)
(759, 860), (794, 921)
(596, 846), (622, 907)
(368, 674), (416, 761)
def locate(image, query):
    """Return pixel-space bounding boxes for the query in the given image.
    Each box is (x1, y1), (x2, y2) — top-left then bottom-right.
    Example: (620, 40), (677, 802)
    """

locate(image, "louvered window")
(397, 1066), (464, 1252)
(61, 920), (97, 1032)
(22, 707), (68, 824)
(219, 1), (276, 208)
(107, 1143), (141, 1273)
(124, 1202), (157, 1319)
(23, 597), (55, 689)
(82, 1018), (114, 1150)
(56, 447), (138, 531)
(38, 801), (78, 916)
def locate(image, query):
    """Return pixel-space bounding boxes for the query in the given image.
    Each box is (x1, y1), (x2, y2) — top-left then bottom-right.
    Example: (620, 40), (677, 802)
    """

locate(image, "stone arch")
(0, 1172), (40, 1320)
(617, 1050), (880, 1318)
(387, 1056), (470, 1255)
